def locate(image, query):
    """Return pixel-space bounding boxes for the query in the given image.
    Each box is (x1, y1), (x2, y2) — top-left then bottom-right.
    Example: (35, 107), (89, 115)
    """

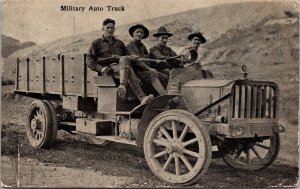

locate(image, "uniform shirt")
(149, 44), (178, 70)
(126, 40), (149, 58)
(149, 44), (177, 60)
(126, 40), (152, 71)
(86, 35), (129, 72)
(178, 45), (204, 71)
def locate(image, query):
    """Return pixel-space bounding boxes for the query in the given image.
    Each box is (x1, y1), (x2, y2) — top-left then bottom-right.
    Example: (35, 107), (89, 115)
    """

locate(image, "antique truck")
(14, 51), (285, 185)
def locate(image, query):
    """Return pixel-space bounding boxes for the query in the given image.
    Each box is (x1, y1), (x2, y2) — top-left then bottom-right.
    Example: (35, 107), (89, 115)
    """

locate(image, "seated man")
(179, 32), (213, 78)
(126, 24), (166, 95)
(149, 26), (181, 76)
(178, 31), (206, 67)
(86, 18), (153, 104)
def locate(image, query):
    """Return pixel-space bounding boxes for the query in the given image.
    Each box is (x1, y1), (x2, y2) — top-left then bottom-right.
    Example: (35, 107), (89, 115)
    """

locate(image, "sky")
(1, 0), (297, 44)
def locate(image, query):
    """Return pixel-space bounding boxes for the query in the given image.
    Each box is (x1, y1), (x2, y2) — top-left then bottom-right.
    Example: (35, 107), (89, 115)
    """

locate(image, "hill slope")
(5, 1), (298, 58)
(2, 35), (36, 58)
(3, 1), (297, 81)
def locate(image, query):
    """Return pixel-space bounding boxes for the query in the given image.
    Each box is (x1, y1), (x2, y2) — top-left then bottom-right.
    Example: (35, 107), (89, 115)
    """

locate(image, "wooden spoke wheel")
(222, 134), (280, 171)
(26, 100), (56, 148)
(43, 100), (58, 146)
(143, 110), (212, 185)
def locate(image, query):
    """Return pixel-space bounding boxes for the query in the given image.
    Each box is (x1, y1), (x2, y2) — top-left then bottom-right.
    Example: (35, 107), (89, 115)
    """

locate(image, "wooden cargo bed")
(15, 53), (98, 98)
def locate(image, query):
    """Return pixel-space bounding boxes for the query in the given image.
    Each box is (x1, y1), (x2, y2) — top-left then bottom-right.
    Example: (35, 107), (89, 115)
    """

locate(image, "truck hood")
(182, 79), (236, 88)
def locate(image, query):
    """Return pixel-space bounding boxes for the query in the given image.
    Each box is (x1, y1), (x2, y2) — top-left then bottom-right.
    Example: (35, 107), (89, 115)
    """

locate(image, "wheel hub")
(31, 119), (42, 130)
(166, 140), (184, 154)
(166, 145), (174, 154)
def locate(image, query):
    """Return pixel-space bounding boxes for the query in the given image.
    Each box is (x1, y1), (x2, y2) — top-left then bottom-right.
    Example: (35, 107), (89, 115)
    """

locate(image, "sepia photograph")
(1, 0), (299, 187)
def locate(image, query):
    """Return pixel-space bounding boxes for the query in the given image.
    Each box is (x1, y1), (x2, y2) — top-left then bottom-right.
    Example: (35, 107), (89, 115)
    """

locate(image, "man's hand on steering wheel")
(149, 68), (158, 74)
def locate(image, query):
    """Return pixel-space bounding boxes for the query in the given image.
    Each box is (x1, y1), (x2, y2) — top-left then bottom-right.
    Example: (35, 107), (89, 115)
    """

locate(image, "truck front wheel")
(143, 110), (212, 185)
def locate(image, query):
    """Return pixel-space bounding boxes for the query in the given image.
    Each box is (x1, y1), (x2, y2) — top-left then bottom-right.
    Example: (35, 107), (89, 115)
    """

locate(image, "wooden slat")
(83, 54), (87, 97)
(250, 86), (256, 118)
(268, 87), (272, 118)
(244, 85), (248, 118)
(26, 58), (30, 91)
(231, 86), (236, 118)
(61, 55), (65, 96)
(16, 58), (20, 90)
(42, 57), (46, 93)
(273, 87), (277, 118)
(238, 84), (242, 118)
(256, 86), (262, 118)
(262, 86), (267, 117)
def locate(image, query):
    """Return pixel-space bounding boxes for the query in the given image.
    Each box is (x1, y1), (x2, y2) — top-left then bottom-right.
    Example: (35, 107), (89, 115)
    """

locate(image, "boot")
(140, 94), (154, 104)
(118, 58), (130, 98)
(117, 67), (129, 98)
(128, 68), (154, 104)
(151, 77), (166, 96)
(117, 83), (127, 99)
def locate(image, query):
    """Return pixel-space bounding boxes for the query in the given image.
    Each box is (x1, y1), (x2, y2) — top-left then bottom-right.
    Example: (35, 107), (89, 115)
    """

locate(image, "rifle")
(133, 49), (199, 65)
(96, 57), (117, 65)
(95, 49), (199, 67)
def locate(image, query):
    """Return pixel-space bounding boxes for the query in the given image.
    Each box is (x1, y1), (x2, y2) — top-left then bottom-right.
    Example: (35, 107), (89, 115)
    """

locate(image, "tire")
(43, 100), (58, 146)
(26, 100), (54, 148)
(143, 109), (212, 185)
(222, 133), (280, 171)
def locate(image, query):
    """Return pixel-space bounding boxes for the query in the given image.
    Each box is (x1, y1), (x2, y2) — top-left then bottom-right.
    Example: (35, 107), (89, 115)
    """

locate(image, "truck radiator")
(231, 83), (278, 119)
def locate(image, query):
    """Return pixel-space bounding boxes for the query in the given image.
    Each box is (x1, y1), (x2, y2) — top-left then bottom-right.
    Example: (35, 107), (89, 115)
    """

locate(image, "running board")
(71, 131), (137, 146)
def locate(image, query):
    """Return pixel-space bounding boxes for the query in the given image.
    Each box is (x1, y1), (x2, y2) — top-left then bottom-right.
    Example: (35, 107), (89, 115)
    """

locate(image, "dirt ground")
(1, 87), (299, 188)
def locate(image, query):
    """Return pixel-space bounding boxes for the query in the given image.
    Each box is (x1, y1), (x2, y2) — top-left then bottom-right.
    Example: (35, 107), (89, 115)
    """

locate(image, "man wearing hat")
(86, 18), (154, 104)
(179, 32), (213, 78)
(179, 32), (206, 56)
(126, 24), (166, 95)
(149, 26), (180, 75)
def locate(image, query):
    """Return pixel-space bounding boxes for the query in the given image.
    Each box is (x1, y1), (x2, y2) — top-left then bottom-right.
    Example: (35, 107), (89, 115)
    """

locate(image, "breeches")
(136, 70), (169, 88)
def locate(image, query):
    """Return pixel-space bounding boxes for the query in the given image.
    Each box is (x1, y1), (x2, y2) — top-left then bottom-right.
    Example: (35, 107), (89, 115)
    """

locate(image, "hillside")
(3, 1), (297, 81)
(5, 1), (297, 56)
(2, 35), (36, 58)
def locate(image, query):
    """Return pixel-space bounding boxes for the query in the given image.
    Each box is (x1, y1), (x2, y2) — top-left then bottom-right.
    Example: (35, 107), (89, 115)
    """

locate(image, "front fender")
(136, 95), (188, 147)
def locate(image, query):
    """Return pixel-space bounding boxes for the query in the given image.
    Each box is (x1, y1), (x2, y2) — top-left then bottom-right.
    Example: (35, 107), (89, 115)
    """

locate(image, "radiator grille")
(231, 84), (278, 119)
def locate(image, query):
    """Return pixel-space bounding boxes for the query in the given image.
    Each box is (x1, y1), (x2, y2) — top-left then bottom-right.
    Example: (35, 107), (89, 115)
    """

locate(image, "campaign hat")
(153, 26), (173, 37)
(188, 32), (206, 43)
(129, 24), (149, 39)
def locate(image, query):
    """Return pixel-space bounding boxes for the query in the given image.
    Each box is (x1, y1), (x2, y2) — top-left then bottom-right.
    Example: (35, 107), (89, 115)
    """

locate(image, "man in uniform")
(178, 31), (206, 57)
(86, 18), (153, 104)
(126, 24), (166, 95)
(179, 31), (213, 78)
(149, 26), (180, 76)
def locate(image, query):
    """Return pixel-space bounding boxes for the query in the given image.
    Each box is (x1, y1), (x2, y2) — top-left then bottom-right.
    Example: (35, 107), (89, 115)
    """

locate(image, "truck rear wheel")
(43, 100), (58, 146)
(222, 134), (280, 171)
(143, 110), (212, 185)
(26, 100), (55, 148)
